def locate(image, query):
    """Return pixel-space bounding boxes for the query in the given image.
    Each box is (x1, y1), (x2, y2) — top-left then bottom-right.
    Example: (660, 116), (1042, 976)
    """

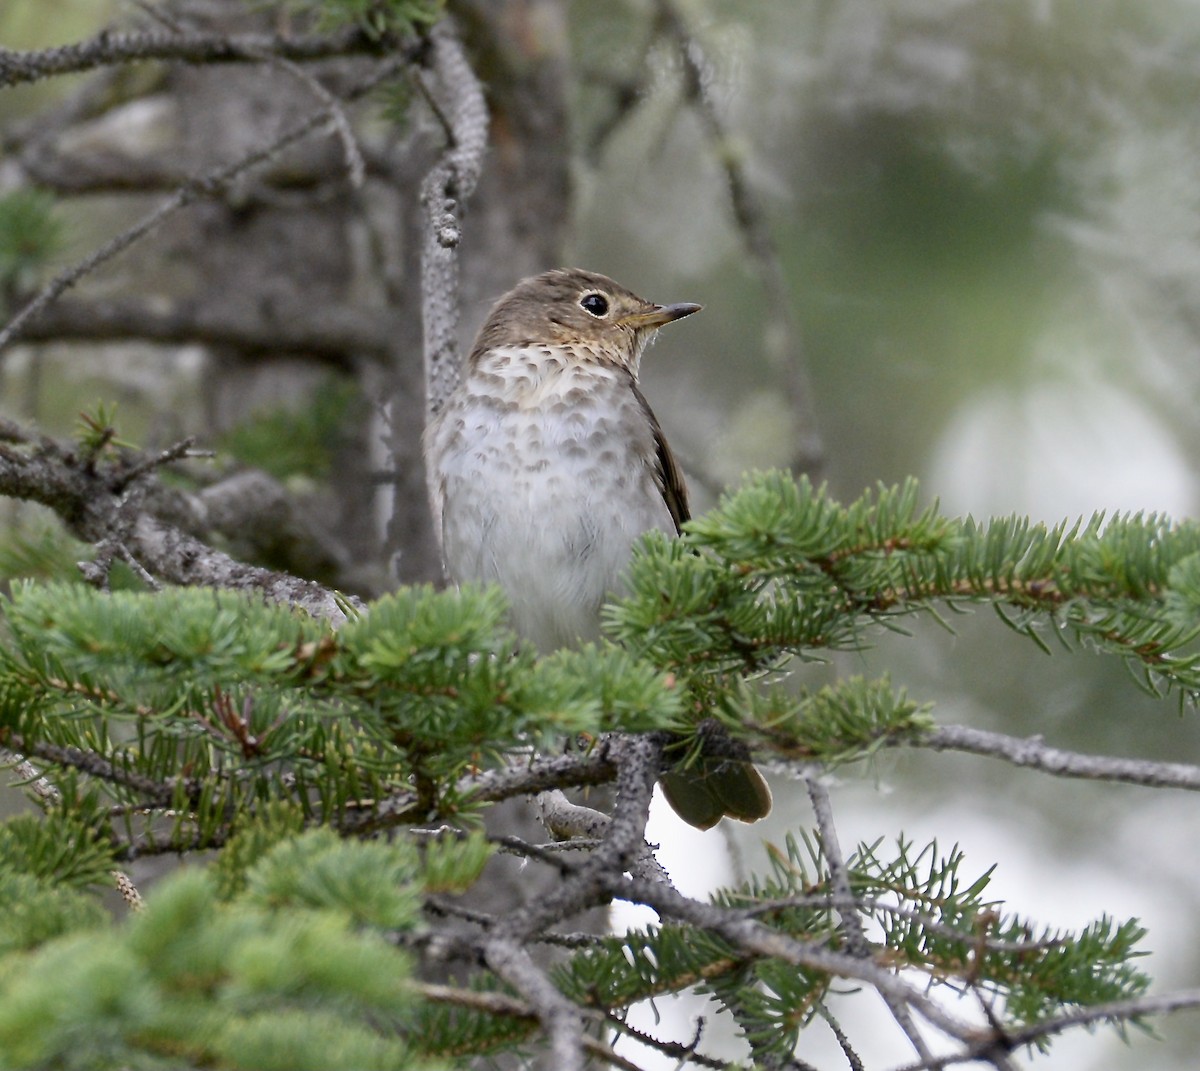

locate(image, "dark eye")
(579, 292), (610, 317)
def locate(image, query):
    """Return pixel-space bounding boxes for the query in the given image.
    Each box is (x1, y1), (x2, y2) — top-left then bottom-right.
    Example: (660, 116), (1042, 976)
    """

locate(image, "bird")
(423, 268), (771, 830)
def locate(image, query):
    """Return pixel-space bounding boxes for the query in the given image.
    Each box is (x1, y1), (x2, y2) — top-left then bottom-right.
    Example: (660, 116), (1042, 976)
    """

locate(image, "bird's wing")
(631, 381), (690, 532)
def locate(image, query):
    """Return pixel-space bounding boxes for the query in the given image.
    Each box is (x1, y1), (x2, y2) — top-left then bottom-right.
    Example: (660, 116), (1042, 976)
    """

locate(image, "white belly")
(427, 363), (674, 651)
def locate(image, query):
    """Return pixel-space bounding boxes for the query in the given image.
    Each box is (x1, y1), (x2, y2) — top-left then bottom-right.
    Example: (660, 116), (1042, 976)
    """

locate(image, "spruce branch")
(481, 937), (591, 1071)
(603, 1014), (732, 1071)
(0, 730), (178, 805)
(614, 475), (1200, 698)
(808, 775), (936, 1065)
(818, 1003), (866, 1071)
(0, 419), (360, 619)
(623, 873), (979, 1044)
(887, 988), (1200, 1071)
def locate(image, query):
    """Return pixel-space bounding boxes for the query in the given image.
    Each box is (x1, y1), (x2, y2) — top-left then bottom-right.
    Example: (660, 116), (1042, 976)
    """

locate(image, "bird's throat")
(475, 343), (627, 410)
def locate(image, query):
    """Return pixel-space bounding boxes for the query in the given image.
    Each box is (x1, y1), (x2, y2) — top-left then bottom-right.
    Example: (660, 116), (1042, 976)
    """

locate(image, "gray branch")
(16, 296), (390, 365)
(887, 988), (1200, 1071)
(0, 420), (359, 623)
(482, 936), (589, 1071)
(419, 21), (490, 420)
(910, 724), (1200, 791)
(623, 873), (978, 1044)
(0, 56), (410, 355)
(0, 25), (404, 88)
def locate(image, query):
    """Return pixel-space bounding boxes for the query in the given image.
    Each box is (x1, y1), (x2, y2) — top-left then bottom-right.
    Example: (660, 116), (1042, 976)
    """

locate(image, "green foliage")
(243, 828), (422, 929)
(0, 472), (1193, 1065)
(529, 643), (685, 734)
(610, 473), (1200, 707)
(75, 402), (135, 455)
(0, 519), (94, 584)
(212, 801), (307, 899)
(0, 807), (116, 888)
(0, 930), (155, 1070)
(413, 976), (538, 1059)
(420, 829), (492, 893)
(0, 842), (429, 1070)
(282, 0), (443, 39)
(718, 675), (934, 762)
(0, 188), (62, 302)
(216, 379), (358, 481)
(0, 872), (107, 955)
(550, 831), (1149, 1062)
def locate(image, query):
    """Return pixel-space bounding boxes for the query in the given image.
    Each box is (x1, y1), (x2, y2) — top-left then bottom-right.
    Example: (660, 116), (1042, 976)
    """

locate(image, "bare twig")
(2, 751), (61, 806)
(604, 1014), (732, 1071)
(0, 54), (413, 354)
(482, 936), (590, 1071)
(250, 52), (367, 189)
(16, 295), (389, 365)
(0, 25), (397, 88)
(817, 1003), (866, 1071)
(908, 724), (1200, 791)
(886, 988), (1200, 1071)
(111, 436), (200, 492)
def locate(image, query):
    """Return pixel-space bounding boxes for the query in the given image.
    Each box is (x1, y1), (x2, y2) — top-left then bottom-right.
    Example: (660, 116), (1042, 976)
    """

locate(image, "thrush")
(423, 268), (771, 830)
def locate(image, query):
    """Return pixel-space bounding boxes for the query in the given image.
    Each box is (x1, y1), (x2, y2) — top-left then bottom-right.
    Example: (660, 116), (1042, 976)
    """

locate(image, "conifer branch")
(623, 874), (979, 1043)
(0, 730), (178, 804)
(887, 988), (1200, 1070)
(603, 1015), (732, 1071)
(808, 775), (936, 1064)
(481, 938), (590, 1071)
(0, 419), (360, 619)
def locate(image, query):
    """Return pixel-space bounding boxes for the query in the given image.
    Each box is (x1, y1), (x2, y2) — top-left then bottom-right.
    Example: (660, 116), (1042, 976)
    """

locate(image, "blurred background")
(4, 1), (1200, 1067)
(575, 4), (1200, 1068)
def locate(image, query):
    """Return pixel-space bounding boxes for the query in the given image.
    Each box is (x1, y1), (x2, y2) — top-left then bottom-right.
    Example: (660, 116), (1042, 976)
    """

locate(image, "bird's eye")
(579, 292), (610, 318)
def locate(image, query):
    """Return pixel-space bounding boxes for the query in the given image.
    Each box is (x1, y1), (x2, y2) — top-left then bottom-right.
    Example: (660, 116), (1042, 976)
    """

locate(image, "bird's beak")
(618, 302), (703, 329)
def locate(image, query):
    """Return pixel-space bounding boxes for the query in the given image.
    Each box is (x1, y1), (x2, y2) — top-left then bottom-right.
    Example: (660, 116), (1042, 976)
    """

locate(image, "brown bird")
(424, 268), (771, 830)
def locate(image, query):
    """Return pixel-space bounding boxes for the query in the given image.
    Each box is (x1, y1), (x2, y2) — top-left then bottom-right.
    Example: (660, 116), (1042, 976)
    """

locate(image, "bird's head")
(467, 268), (702, 375)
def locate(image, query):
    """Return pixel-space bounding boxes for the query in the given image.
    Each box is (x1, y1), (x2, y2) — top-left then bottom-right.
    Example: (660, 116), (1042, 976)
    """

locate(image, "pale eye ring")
(579, 292), (610, 317)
